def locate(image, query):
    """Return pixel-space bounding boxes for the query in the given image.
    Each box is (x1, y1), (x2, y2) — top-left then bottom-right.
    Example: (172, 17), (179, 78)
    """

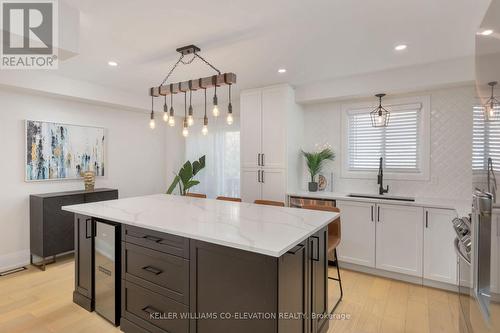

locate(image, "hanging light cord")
(184, 92), (187, 118)
(159, 52), (221, 87)
(204, 89), (207, 117)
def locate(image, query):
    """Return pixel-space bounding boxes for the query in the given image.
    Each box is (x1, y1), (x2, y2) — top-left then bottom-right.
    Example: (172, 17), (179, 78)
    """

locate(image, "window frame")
(341, 95), (430, 181)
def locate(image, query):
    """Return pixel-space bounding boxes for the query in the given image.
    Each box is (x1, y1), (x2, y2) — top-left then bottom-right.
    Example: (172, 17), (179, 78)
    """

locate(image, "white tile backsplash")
(301, 85), (474, 201)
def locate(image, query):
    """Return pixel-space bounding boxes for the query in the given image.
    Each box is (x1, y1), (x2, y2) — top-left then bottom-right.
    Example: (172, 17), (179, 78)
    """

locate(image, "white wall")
(301, 85), (474, 200)
(0, 88), (167, 272)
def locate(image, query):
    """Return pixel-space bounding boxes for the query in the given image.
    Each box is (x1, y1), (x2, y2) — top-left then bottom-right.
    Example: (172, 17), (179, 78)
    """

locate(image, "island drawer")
(122, 280), (189, 333)
(122, 242), (189, 305)
(123, 225), (190, 259)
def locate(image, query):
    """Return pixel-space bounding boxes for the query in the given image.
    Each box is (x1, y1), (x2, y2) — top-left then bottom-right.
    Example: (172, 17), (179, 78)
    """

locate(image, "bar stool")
(216, 196), (242, 202)
(302, 204), (343, 313)
(254, 200), (285, 207)
(185, 193), (207, 198)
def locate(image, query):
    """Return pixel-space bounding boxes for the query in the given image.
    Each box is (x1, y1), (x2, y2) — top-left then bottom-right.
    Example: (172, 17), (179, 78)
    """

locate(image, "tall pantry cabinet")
(240, 85), (303, 203)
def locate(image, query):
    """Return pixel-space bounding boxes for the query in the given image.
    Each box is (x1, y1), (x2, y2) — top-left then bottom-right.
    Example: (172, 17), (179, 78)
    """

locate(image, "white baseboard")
(0, 249), (30, 273)
(339, 261), (457, 292)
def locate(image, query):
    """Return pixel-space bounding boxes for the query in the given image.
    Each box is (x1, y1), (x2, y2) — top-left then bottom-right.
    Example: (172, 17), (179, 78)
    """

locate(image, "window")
(185, 120), (240, 198)
(473, 106), (500, 171)
(342, 97), (430, 180)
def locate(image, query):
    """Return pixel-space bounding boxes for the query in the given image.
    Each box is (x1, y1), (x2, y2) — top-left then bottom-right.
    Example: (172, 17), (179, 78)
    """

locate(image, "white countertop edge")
(62, 205), (338, 258)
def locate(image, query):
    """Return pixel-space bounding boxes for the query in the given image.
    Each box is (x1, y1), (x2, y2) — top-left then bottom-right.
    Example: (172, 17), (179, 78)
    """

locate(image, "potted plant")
(302, 148), (334, 192)
(167, 155), (206, 195)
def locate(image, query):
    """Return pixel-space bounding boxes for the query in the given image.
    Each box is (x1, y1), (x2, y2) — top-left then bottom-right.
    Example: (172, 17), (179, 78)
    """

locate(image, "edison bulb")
(212, 105), (219, 117)
(149, 119), (156, 129)
(182, 126), (189, 137)
(226, 113), (233, 125)
(168, 116), (175, 127)
(187, 115), (194, 126)
(376, 115), (383, 124)
(163, 112), (169, 122)
(202, 125), (208, 135)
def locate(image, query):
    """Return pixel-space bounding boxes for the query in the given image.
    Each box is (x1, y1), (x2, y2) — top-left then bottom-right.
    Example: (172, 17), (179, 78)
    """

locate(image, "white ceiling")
(55, 0), (490, 104)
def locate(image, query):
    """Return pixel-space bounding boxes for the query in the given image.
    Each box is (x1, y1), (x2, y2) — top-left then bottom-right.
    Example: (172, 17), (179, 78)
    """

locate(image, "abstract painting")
(25, 120), (105, 181)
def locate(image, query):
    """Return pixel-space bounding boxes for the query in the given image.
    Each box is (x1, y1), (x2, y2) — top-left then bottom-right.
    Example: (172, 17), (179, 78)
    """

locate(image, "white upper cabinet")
(261, 87), (287, 169)
(336, 200), (376, 268)
(423, 208), (458, 285)
(375, 204), (423, 277)
(240, 90), (262, 169)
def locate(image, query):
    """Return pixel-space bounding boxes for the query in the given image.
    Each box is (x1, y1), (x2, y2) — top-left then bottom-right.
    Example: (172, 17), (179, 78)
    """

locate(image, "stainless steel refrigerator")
(94, 219), (120, 326)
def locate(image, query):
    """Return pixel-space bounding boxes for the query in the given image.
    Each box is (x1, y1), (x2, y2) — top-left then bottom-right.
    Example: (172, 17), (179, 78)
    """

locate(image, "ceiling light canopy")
(278, 68), (287, 73)
(148, 45), (237, 136)
(370, 93), (390, 127)
(108, 61), (118, 67)
(394, 44), (407, 51)
(479, 29), (494, 36)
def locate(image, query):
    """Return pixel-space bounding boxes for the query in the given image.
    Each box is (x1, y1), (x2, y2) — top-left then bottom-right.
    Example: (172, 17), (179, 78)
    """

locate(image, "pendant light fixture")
(187, 90), (194, 126)
(182, 92), (189, 137)
(483, 81), (500, 121)
(370, 93), (390, 127)
(226, 84), (233, 125)
(148, 45), (236, 135)
(202, 88), (208, 135)
(212, 85), (219, 117)
(149, 96), (156, 129)
(168, 93), (175, 126)
(163, 94), (169, 122)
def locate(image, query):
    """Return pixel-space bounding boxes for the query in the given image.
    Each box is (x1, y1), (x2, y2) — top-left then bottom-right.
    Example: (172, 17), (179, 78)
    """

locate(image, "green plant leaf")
(193, 155), (206, 176)
(166, 175), (180, 194)
(179, 161), (193, 183)
(184, 180), (200, 192)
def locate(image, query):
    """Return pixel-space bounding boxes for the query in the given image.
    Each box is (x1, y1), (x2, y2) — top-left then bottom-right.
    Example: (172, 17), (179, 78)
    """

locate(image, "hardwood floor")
(0, 256), (460, 333)
(327, 267), (460, 333)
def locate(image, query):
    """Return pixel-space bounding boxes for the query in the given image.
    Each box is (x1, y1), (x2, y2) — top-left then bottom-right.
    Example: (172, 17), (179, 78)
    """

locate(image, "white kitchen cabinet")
(261, 169), (287, 203)
(423, 208), (458, 285)
(375, 204), (423, 277)
(240, 90), (262, 169)
(241, 169), (261, 203)
(491, 211), (500, 294)
(240, 85), (302, 203)
(336, 200), (376, 267)
(261, 87), (287, 169)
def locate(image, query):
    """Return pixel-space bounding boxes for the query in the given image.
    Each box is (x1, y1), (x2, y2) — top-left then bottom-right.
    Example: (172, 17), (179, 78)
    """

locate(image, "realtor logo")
(1, 0), (58, 69)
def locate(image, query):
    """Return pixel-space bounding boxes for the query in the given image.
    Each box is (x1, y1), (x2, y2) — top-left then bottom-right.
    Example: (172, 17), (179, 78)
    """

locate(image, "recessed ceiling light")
(479, 29), (493, 36)
(108, 61), (118, 67)
(394, 44), (407, 51)
(278, 68), (287, 73)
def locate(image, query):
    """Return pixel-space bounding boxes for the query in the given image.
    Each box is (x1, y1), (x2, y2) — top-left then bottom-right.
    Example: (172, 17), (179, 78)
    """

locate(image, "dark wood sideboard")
(30, 188), (118, 270)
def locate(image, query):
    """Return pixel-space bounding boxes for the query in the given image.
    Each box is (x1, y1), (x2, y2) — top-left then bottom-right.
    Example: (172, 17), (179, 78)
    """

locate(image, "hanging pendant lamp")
(370, 93), (390, 127)
(483, 81), (500, 122)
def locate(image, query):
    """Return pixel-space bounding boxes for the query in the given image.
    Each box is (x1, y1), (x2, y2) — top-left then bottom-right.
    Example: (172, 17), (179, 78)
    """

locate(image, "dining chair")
(302, 204), (343, 313)
(254, 199), (285, 207)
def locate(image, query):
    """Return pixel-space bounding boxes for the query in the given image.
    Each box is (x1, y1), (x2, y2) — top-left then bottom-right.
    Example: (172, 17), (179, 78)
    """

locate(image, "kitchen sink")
(347, 193), (415, 202)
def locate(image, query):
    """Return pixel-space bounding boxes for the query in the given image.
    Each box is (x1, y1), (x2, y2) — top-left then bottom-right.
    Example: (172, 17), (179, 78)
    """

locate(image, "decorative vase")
(308, 182), (318, 192)
(82, 171), (96, 191)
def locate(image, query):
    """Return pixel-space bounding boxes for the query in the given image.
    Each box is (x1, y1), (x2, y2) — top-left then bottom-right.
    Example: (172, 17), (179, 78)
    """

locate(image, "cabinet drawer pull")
(287, 244), (305, 255)
(371, 206), (374, 222)
(143, 235), (162, 243)
(142, 265), (163, 275)
(311, 236), (320, 261)
(142, 305), (161, 315)
(257, 153), (261, 166)
(262, 154), (265, 166)
(377, 206), (380, 222)
(425, 210), (429, 228)
(261, 170), (265, 183)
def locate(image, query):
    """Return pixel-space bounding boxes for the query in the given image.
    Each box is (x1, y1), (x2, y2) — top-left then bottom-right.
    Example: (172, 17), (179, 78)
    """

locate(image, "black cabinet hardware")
(142, 265), (163, 275)
(377, 206), (380, 222)
(143, 235), (163, 243)
(85, 219), (92, 239)
(287, 243), (305, 255)
(371, 206), (374, 222)
(141, 305), (161, 315)
(311, 236), (320, 261)
(425, 210), (429, 228)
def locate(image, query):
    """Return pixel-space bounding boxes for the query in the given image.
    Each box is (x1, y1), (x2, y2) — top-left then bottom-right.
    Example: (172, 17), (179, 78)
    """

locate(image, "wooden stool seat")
(216, 196), (242, 202)
(185, 193), (207, 198)
(254, 200), (285, 207)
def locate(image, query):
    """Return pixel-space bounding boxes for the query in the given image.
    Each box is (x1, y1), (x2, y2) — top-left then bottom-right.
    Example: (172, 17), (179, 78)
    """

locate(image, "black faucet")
(378, 157), (389, 195)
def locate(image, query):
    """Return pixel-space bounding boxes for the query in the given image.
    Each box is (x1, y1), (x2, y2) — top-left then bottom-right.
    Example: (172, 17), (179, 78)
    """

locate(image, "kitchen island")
(63, 194), (338, 333)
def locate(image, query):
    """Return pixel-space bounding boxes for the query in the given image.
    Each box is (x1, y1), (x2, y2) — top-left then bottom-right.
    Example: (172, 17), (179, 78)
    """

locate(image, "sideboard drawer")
(123, 225), (189, 259)
(123, 242), (189, 305)
(122, 280), (189, 333)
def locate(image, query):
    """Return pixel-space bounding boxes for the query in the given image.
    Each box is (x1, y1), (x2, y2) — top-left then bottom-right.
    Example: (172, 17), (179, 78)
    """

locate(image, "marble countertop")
(288, 191), (472, 217)
(62, 194), (338, 257)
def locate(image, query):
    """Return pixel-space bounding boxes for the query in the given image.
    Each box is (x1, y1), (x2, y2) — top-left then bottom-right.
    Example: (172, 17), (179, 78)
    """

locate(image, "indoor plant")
(302, 148), (334, 192)
(167, 155), (206, 195)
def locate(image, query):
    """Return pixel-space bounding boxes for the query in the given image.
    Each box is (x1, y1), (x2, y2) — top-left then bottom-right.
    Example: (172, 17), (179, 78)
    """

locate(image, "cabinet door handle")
(257, 153), (261, 166)
(142, 265), (163, 275)
(377, 206), (380, 222)
(287, 243), (305, 255)
(425, 210), (429, 228)
(311, 236), (320, 261)
(257, 170), (261, 183)
(371, 206), (374, 222)
(85, 219), (92, 239)
(261, 170), (265, 183)
(143, 235), (162, 243)
(262, 154), (265, 166)
(142, 306), (161, 315)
